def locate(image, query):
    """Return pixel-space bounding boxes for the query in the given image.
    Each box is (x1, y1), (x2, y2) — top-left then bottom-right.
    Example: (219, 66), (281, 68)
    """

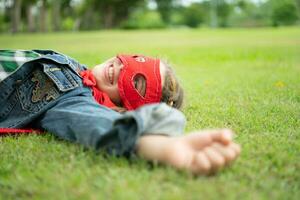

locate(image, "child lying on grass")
(0, 50), (240, 175)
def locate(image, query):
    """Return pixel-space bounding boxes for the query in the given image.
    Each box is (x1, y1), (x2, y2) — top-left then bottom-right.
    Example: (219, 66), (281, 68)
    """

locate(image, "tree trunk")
(40, 0), (47, 32)
(52, 2), (61, 31)
(26, 4), (36, 32)
(11, 0), (22, 33)
(210, 0), (218, 28)
(81, 7), (93, 30)
(102, 5), (114, 29)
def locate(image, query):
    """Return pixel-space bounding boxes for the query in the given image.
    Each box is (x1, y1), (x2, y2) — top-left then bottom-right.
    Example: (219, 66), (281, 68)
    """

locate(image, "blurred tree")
(183, 3), (206, 28)
(296, 0), (300, 8)
(155, 0), (173, 24)
(121, 8), (165, 29)
(24, 0), (37, 32)
(210, 0), (218, 27)
(0, 0), (12, 32)
(1, 0), (300, 33)
(236, 0), (247, 10)
(39, 0), (48, 32)
(270, 0), (299, 26)
(11, 0), (22, 33)
(208, 0), (232, 27)
(169, 6), (185, 26)
(61, 0), (145, 29)
(93, 0), (146, 29)
(71, 0), (97, 30)
(49, 0), (73, 31)
(221, 0), (274, 27)
(216, 0), (232, 27)
(49, 0), (61, 31)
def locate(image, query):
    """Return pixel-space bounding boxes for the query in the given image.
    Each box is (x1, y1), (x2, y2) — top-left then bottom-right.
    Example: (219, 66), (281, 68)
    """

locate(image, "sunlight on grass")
(0, 27), (299, 199)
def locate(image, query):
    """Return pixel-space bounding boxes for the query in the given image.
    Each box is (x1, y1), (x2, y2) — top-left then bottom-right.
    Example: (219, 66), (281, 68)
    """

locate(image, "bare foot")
(136, 129), (241, 175)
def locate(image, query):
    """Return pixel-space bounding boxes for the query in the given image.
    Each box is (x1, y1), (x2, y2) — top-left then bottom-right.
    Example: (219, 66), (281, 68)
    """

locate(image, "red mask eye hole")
(133, 74), (146, 97)
(132, 55), (146, 63)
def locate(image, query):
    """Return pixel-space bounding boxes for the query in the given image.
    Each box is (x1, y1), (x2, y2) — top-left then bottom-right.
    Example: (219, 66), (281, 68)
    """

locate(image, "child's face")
(93, 56), (165, 106)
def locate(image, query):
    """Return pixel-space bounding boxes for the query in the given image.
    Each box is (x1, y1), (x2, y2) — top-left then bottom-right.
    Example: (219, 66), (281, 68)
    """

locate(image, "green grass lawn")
(0, 27), (299, 199)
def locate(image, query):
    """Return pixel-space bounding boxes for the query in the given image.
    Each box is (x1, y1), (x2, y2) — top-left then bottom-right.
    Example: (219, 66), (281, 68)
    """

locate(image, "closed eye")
(134, 74), (146, 97)
(114, 57), (122, 67)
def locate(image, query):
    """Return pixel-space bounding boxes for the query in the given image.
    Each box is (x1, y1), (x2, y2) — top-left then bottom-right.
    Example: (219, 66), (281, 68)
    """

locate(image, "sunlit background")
(0, 0), (299, 33)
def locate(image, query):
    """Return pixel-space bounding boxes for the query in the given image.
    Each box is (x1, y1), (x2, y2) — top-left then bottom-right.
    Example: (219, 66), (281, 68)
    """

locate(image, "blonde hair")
(160, 60), (184, 110)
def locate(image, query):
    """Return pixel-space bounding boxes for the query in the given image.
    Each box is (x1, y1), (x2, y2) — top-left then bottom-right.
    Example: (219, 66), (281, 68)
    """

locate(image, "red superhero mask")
(117, 54), (162, 110)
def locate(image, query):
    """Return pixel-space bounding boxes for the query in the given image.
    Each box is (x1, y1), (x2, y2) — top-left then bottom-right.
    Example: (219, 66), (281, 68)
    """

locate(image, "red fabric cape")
(0, 128), (43, 135)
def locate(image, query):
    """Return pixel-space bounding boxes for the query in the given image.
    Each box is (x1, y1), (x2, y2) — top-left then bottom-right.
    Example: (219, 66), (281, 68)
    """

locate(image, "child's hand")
(136, 129), (241, 175)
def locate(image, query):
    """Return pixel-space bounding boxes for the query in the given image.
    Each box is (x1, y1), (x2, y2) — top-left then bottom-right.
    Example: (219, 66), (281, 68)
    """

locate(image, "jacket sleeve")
(38, 95), (186, 156)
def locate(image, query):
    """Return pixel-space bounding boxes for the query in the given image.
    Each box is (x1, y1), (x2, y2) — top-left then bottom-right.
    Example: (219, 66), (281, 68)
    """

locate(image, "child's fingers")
(185, 129), (234, 150)
(191, 152), (212, 175)
(231, 143), (241, 156)
(209, 129), (233, 145)
(203, 146), (226, 173)
(190, 143), (241, 175)
(212, 143), (239, 165)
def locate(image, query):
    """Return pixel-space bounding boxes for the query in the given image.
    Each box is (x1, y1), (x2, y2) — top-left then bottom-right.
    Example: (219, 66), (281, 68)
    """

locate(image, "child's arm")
(38, 97), (185, 156)
(136, 129), (241, 175)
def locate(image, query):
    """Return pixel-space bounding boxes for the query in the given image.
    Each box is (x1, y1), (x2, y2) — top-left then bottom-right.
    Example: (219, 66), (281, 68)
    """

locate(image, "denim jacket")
(0, 50), (186, 156)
